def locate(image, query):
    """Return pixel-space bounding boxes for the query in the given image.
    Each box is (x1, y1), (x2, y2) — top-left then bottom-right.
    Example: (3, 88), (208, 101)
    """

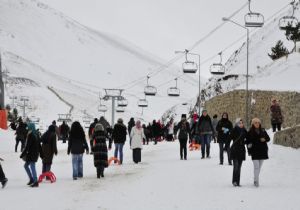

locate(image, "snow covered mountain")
(0, 0), (202, 127)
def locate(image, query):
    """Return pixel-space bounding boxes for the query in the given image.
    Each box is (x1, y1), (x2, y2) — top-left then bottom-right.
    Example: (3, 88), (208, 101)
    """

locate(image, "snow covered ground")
(1, 129), (299, 210)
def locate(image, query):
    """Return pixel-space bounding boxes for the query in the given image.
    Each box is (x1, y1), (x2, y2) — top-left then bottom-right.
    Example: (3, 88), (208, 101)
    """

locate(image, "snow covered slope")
(0, 0), (202, 124)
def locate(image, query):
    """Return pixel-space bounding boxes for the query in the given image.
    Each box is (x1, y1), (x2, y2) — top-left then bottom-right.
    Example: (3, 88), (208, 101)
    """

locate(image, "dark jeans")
(0, 163), (6, 181)
(272, 123), (282, 132)
(24, 162), (37, 182)
(179, 138), (188, 159)
(201, 134), (211, 157)
(219, 142), (231, 164)
(15, 138), (25, 152)
(132, 148), (141, 163)
(114, 143), (124, 164)
(232, 159), (243, 185)
(42, 163), (51, 173)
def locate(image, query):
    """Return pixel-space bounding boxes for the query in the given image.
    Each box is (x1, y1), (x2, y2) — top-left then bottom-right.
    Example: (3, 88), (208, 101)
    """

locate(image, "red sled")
(38, 171), (56, 183)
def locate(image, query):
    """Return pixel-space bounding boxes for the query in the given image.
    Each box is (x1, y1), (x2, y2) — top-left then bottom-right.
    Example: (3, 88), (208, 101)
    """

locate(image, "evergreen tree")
(285, 23), (300, 52)
(268, 40), (289, 60)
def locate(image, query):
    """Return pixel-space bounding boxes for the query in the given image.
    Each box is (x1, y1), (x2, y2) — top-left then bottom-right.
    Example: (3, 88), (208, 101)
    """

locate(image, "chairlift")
(117, 99), (128, 107)
(167, 78), (180, 97)
(244, 0), (264, 27)
(138, 99), (148, 108)
(279, 1), (298, 30)
(182, 61), (198, 74)
(210, 52), (225, 75)
(144, 76), (157, 96)
(116, 107), (125, 113)
(98, 104), (108, 112)
(58, 114), (72, 123)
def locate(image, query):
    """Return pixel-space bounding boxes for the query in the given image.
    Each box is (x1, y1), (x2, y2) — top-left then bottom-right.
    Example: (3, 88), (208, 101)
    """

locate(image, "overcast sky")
(39, 0), (289, 77)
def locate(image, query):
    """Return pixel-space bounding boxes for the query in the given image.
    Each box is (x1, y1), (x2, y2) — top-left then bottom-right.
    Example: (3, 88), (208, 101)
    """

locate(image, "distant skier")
(15, 117), (27, 152)
(216, 112), (233, 165)
(130, 120), (145, 164)
(175, 114), (191, 160)
(229, 118), (247, 187)
(59, 121), (70, 143)
(112, 118), (127, 164)
(270, 98), (283, 132)
(67, 121), (89, 180)
(92, 123), (108, 178)
(246, 118), (270, 187)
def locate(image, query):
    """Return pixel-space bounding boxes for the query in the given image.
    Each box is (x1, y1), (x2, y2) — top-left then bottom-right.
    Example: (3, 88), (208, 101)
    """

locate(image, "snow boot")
(31, 182), (39, 188)
(27, 179), (34, 186)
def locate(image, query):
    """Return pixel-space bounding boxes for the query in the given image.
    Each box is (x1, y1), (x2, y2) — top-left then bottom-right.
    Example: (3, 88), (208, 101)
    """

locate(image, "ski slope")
(0, 129), (299, 210)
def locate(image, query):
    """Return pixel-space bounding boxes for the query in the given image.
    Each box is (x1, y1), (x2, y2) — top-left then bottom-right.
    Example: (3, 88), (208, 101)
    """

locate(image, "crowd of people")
(0, 98), (283, 189)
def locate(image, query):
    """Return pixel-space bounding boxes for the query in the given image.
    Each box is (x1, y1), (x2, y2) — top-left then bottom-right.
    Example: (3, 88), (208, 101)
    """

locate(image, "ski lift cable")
(116, 2), (249, 91)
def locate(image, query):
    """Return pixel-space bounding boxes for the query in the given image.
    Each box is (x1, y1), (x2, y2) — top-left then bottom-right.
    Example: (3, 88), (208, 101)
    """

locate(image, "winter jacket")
(21, 132), (41, 162)
(270, 104), (283, 124)
(112, 123), (127, 144)
(152, 122), (161, 138)
(246, 127), (270, 160)
(198, 115), (214, 135)
(175, 120), (191, 140)
(68, 136), (89, 155)
(59, 123), (70, 138)
(128, 119), (135, 135)
(130, 127), (145, 149)
(229, 126), (247, 161)
(41, 131), (57, 164)
(216, 118), (233, 143)
(92, 130), (108, 168)
(16, 122), (27, 141)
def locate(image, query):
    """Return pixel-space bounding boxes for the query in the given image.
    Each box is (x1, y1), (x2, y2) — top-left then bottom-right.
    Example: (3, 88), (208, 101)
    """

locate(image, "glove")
(223, 128), (229, 134)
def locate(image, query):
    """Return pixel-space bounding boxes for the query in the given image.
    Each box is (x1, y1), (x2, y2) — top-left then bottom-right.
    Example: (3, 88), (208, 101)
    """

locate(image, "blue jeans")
(24, 162), (37, 182)
(72, 154), (83, 178)
(114, 143), (124, 163)
(201, 134), (212, 157)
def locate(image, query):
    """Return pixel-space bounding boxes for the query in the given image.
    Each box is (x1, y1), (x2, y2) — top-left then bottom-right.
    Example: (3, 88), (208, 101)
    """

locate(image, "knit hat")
(251, 118), (261, 126)
(202, 109), (207, 114)
(94, 123), (104, 132)
(181, 114), (186, 119)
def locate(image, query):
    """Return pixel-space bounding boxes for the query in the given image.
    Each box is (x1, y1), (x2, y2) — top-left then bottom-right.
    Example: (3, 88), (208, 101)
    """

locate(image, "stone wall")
(274, 125), (300, 149)
(204, 90), (300, 129)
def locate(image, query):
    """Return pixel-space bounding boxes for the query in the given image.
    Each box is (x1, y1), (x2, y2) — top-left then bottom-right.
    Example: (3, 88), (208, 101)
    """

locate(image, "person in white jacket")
(130, 120), (145, 164)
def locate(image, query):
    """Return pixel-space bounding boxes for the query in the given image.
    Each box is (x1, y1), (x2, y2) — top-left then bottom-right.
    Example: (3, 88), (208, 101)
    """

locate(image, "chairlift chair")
(182, 61), (198, 74)
(244, 0), (264, 28)
(144, 76), (157, 96)
(138, 99), (148, 108)
(279, 16), (298, 30)
(98, 104), (108, 112)
(117, 99), (128, 107)
(210, 52), (225, 75)
(57, 114), (72, 123)
(116, 107), (125, 113)
(167, 78), (180, 97)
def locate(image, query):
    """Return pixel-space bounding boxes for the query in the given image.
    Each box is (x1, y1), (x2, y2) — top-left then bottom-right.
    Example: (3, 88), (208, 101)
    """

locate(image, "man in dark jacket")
(112, 118), (127, 164)
(152, 120), (161, 145)
(15, 118), (27, 152)
(216, 112), (233, 165)
(175, 114), (191, 160)
(270, 98), (283, 132)
(59, 121), (70, 143)
(198, 109), (214, 159)
(41, 125), (58, 173)
(128, 118), (135, 135)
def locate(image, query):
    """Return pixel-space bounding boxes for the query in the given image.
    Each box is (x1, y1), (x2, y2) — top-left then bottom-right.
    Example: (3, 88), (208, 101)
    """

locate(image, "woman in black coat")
(41, 125), (57, 173)
(246, 118), (270, 187)
(229, 118), (247, 187)
(20, 123), (42, 187)
(67, 121), (89, 180)
(92, 123), (108, 178)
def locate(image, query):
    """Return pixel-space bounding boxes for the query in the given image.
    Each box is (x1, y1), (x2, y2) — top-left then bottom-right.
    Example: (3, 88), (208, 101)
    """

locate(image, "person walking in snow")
(20, 123), (42, 187)
(40, 125), (57, 173)
(212, 114), (218, 142)
(166, 119), (175, 142)
(92, 123), (108, 178)
(270, 98), (283, 132)
(0, 159), (8, 188)
(198, 109), (214, 159)
(216, 112), (233, 165)
(88, 118), (98, 152)
(15, 117), (27, 152)
(175, 114), (191, 160)
(59, 121), (70, 143)
(67, 121), (89, 180)
(246, 118), (270, 187)
(130, 120), (145, 164)
(128, 117), (135, 136)
(52, 120), (60, 138)
(229, 118), (247, 187)
(112, 118), (127, 164)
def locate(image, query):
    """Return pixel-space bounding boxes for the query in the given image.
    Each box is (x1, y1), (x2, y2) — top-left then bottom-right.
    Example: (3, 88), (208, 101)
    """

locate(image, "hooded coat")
(41, 125), (57, 164)
(92, 125), (108, 168)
